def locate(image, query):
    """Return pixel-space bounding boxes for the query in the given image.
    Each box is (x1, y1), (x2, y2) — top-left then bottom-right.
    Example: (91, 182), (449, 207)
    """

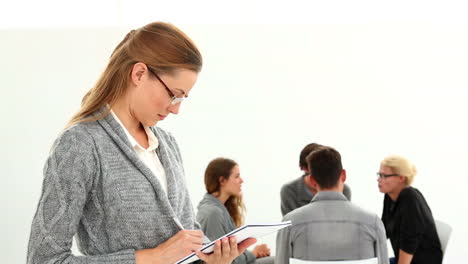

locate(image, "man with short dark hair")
(280, 143), (351, 216)
(276, 146), (388, 264)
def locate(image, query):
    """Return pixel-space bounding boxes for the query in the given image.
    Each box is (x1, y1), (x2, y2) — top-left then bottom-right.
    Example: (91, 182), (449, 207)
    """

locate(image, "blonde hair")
(67, 22), (202, 127)
(381, 155), (417, 185)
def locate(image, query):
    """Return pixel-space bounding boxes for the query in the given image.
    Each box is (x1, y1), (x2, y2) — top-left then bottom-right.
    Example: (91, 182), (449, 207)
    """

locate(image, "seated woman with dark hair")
(197, 158), (273, 264)
(378, 155), (442, 264)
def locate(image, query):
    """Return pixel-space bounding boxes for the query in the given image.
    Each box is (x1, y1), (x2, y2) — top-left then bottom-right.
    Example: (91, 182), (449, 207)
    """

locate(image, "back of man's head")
(306, 147), (343, 189)
(299, 143), (323, 170)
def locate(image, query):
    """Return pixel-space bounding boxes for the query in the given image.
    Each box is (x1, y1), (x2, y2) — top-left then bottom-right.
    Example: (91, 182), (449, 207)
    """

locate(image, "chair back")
(435, 219), (453, 255)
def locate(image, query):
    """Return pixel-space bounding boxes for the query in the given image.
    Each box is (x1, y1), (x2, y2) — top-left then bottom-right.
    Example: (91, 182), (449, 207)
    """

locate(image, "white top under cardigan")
(110, 110), (168, 194)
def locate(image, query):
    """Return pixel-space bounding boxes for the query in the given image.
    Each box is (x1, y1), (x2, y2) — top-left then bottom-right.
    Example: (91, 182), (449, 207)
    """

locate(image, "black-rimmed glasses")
(376, 172), (399, 179)
(146, 66), (187, 105)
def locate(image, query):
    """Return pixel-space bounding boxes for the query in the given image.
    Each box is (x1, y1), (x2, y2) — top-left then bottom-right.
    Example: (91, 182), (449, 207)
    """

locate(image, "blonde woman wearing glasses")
(377, 155), (441, 264)
(27, 22), (255, 264)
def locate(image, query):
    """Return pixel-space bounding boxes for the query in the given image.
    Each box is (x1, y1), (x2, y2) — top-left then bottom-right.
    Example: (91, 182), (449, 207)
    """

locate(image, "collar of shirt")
(311, 191), (348, 203)
(110, 110), (159, 152)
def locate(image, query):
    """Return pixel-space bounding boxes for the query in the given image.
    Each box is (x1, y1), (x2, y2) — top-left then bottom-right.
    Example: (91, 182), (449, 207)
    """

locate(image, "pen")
(173, 217), (209, 246)
(173, 217), (185, 230)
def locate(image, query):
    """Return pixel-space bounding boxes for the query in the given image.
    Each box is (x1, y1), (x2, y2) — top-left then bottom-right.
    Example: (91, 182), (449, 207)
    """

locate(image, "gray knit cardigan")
(27, 112), (200, 264)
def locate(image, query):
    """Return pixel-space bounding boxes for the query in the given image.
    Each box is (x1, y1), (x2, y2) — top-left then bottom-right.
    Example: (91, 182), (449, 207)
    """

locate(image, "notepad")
(175, 221), (292, 264)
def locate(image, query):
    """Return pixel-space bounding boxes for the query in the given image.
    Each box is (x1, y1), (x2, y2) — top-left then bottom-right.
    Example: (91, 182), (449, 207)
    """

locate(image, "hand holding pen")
(135, 217), (203, 264)
(135, 217), (256, 264)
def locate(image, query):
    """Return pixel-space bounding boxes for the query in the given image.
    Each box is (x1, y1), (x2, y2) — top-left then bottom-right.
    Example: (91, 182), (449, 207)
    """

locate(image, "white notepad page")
(176, 221), (292, 264)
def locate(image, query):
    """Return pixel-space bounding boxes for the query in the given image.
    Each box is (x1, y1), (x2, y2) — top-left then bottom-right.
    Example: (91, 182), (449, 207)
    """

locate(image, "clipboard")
(175, 221), (291, 264)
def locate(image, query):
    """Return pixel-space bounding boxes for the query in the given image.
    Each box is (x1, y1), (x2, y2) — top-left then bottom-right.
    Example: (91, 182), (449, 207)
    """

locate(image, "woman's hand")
(135, 229), (204, 264)
(196, 236), (257, 264)
(252, 243), (271, 258)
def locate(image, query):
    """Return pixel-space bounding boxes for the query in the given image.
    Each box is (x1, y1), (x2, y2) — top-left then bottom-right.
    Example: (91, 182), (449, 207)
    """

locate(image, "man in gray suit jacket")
(276, 146), (388, 264)
(280, 143), (351, 216)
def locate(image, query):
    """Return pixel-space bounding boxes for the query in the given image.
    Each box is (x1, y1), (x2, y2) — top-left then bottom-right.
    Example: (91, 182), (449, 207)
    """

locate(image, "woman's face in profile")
(130, 67), (198, 127)
(221, 165), (244, 197)
(377, 165), (403, 194)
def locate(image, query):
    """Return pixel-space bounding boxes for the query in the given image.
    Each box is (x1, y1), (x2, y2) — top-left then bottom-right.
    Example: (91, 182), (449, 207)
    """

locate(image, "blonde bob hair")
(381, 155), (417, 185)
(67, 22), (202, 127)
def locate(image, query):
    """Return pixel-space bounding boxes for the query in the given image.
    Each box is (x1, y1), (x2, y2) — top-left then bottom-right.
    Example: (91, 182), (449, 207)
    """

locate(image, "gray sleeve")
(280, 184), (297, 216)
(343, 183), (352, 201)
(275, 217), (292, 264)
(27, 128), (136, 264)
(374, 215), (389, 264)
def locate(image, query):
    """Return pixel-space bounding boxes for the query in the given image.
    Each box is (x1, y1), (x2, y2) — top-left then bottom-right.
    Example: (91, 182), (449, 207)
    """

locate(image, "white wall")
(1, 1), (467, 263)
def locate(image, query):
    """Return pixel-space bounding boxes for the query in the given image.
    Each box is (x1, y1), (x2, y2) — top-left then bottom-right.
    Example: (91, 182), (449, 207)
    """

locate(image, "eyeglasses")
(376, 172), (399, 179)
(146, 66), (188, 105)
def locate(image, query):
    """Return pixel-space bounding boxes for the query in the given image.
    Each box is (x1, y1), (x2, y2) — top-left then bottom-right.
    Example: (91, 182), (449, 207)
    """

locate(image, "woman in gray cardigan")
(197, 158), (272, 264)
(27, 22), (255, 264)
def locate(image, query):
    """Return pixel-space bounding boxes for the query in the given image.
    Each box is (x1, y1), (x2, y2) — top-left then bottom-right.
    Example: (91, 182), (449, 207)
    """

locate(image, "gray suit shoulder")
(281, 176), (302, 193)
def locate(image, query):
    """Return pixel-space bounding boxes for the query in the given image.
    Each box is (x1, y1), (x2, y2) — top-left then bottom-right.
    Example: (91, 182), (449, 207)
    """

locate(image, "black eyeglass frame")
(146, 66), (187, 105)
(376, 172), (399, 179)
